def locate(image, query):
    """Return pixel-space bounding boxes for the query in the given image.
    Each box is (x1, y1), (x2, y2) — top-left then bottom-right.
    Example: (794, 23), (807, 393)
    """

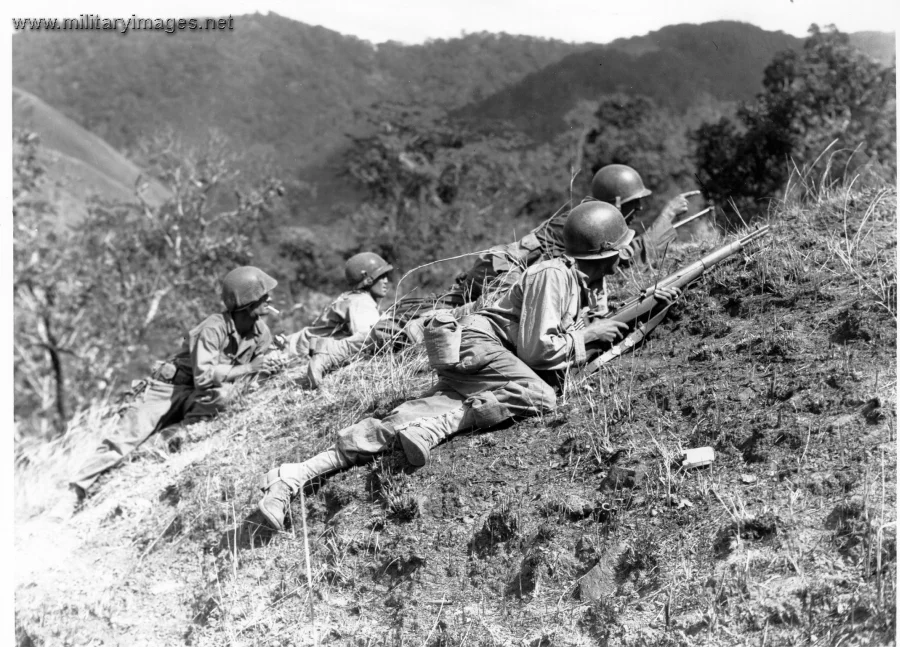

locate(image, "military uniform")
(286, 290), (381, 360)
(313, 206), (674, 384)
(455, 209), (568, 305)
(463, 206), (675, 303)
(71, 313), (272, 491)
(624, 212), (677, 267)
(263, 256), (595, 496)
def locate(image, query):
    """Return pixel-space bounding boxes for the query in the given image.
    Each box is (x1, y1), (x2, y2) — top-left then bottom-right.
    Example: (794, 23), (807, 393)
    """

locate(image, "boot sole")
(398, 430), (429, 467)
(257, 497), (285, 532)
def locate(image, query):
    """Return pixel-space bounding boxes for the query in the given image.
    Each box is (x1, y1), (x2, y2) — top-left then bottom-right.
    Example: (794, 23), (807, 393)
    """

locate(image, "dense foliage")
(693, 25), (897, 224)
(13, 131), (284, 437)
(338, 104), (570, 288)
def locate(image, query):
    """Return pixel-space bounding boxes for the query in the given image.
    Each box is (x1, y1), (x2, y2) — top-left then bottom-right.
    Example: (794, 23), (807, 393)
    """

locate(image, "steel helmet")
(563, 200), (635, 260)
(221, 266), (278, 311)
(345, 252), (393, 289)
(590, 164), (652, 208)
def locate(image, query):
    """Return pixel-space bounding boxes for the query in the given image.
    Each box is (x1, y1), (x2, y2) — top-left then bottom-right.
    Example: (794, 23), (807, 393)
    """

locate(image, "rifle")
(673, 206), (714, 230)
(574, 225), (770, 378)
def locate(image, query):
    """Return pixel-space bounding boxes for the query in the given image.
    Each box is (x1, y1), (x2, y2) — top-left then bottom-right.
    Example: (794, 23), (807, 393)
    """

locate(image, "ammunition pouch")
(423, 313), (462, 368)
(150, 361), (193, 387)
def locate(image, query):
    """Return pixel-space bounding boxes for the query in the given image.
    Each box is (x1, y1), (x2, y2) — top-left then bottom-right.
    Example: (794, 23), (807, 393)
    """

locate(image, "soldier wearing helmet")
(438, 165), (694, 316)
(254, 202), (678, 532)
(296, 166), (694, 389)
(590, 164), (697, 265)
(283, 252), (393, 387)
(64, 266), (284, 511)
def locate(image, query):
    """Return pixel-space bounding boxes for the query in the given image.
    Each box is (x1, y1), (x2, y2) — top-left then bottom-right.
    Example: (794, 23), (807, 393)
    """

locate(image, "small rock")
(741, 474), (758, 484)
(579, 543), (626, 602)
(564, 494), (595, 517)
(599, 466), (644, 492)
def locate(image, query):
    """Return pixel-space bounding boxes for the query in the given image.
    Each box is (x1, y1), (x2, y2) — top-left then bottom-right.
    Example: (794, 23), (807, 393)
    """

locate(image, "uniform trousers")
(71, 379), (236, 491)
(274, 314), (557, 490)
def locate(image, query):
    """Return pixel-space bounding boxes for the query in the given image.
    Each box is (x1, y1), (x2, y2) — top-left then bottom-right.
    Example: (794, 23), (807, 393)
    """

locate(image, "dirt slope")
(15, 184), (896, 646)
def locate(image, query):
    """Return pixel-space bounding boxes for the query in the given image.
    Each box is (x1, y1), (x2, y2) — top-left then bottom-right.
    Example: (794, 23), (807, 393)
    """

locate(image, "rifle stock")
(574, 225), (770, 378)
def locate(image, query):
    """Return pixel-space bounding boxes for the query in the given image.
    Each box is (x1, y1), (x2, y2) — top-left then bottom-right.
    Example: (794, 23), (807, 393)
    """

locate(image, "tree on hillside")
(341, 103), (569, 289)
(13, 131), (284, 438)
(578, 94), (698, 218)
(693, 24), (896, 225)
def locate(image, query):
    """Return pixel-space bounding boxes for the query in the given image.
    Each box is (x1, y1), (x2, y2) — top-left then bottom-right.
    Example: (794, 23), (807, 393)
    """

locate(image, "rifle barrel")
(579, 225), (770, 376)
(607, 225), (771, 325)
(673, 206), (713, 230)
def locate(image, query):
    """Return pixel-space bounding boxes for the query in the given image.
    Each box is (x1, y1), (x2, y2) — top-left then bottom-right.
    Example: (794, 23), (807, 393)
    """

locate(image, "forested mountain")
(12, 12), (587, 174)
(459, 22), (803, 137)
(14, 13), (893, 180)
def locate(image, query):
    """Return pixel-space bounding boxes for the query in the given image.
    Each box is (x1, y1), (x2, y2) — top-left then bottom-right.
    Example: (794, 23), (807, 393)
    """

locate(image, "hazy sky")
(5, 0), (899, 43)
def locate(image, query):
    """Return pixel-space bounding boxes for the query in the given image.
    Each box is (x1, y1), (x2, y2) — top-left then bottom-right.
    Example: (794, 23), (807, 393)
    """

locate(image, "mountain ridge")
(12, 16), (894, 223)
(14, 15), (893, 170)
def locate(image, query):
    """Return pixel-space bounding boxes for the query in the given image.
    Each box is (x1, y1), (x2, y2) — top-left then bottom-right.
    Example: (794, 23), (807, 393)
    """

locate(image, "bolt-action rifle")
(574, 225), (771, 378)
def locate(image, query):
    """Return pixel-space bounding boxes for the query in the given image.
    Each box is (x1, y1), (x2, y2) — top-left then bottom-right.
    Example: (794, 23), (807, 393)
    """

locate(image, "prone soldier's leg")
(307, 334), (369, 389)
(182, 383), (238, 422)
(256, 317), (556, 530)
(256, 385), (465, 530)
(396, 316), (556, 464)
(70, 380), (190, 492)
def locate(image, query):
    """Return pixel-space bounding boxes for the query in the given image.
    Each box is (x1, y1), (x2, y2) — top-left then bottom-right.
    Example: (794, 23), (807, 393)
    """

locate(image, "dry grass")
(14, 178), (897, 646)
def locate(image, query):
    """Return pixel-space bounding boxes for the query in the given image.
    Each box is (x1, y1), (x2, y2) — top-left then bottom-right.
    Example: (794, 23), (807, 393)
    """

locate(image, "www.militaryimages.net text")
(12, 15), (235, 34)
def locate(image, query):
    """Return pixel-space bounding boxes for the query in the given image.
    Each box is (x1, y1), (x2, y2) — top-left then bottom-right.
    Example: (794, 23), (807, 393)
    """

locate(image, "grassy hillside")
(15, 180), (896, 645)
(13, 87), (171, 225)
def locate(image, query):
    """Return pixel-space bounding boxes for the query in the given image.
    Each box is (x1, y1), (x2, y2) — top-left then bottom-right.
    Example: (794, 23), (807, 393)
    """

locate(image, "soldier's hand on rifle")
(661, 191), (701, 222)
(644, 285), (682, 305)
(583, 319), (630, 344)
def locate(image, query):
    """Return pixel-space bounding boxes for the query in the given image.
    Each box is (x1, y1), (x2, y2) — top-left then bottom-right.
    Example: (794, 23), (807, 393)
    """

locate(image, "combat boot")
(256, 449), (352, 530)
(397, 408), (466, 467)
(307, 337), (361, 389)
(257, 477), (293, 531)
(398, 426), (438, 466)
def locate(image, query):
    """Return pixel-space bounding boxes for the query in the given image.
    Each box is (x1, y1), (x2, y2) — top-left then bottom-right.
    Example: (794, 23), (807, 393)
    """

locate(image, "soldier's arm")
(345, 295), (382, 336)
(193, 325), (273, 385)
(515, 266), (586, 371)
(191, 325), (234, 388)
(628, 217), (676, 265)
